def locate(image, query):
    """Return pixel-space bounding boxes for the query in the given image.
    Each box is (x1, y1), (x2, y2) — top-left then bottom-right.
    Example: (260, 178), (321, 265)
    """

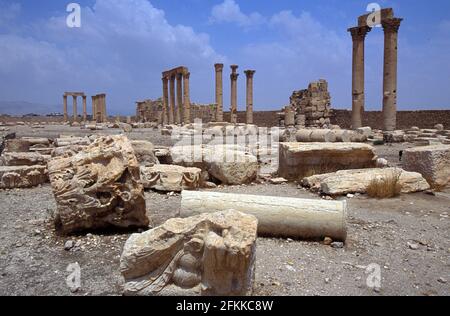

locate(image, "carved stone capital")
(382, 18), (402, 33)
(244, 70), (256, 78)
(214, 63), (224, 71)
(230, 73), (239, 81)
(348, 26), (371, 41)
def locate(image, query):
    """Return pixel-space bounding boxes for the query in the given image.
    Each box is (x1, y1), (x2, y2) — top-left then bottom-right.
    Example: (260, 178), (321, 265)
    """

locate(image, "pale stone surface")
(181, 191), (347, 241)
(48, 135), (149, 234)
(303, 168), (430, 195)
(120, 210), (257, 296)
(0, 165), (48, 189)
(171, 145), (258, 185)
(278, 142), (377, 181)
(0, 152), (49, 166)
(140, 164), (202, 192)
(51, 145), (87, 158)
(384, 131), (405, 143)
(131, 140), (159, 167)
(403, 145), (450, 187)
(55, 137), (91, 147)
(435, 124), (444, 131)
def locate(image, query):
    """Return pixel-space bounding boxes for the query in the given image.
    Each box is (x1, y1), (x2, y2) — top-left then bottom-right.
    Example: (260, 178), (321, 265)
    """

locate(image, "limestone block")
(302, 168), (430, 195)
(403, 145), (450, 188)
(120, 210), (257, 296)
(0, 152), (49, 166)
(278, 142), (377, 181)
(48, 135), (149, 234)
(140, 165), (202, 192)
(54, 137), (91, 147)
(383, 131), (405, 143)
(131, 140), (159, 167)
(0, 165), (48, 189)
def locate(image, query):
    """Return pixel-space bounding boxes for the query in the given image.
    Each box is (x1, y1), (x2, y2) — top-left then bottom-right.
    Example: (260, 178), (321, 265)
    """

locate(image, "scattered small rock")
(437, 277), (447, 284)
(407, 242), (419, 250)
(331, 242), (344, 249)
(64, 240), (74, 251)
(323, 237), (333, 245)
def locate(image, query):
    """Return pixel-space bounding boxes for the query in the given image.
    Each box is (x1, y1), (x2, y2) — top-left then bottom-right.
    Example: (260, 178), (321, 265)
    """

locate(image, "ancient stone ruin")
(47, 135), (149, 234)
(161, 66), (191, 125)
(289, 79), (332, 128)
(120, 210), (258, 296)
(348, 8), (403, 131)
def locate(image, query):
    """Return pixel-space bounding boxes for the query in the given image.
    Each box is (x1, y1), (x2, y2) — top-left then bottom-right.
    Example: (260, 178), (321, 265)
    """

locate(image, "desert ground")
(0, 125), (449, 296)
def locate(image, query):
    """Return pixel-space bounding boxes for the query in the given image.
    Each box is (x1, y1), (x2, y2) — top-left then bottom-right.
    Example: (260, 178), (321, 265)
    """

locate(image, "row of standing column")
(63, 95), (87, 122)
(162, 73), (191, 125)
(214, 64), (255, 125)
(349, 18), (402, 131)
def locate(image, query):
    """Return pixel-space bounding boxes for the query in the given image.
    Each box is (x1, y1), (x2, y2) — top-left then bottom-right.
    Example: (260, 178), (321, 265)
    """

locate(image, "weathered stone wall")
(290, 79), (332, 128)
(332, 110), (450, 130)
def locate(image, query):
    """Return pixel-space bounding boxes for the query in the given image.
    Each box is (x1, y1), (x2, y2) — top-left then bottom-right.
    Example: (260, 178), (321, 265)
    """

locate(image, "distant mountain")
(0, 101), (61, 116)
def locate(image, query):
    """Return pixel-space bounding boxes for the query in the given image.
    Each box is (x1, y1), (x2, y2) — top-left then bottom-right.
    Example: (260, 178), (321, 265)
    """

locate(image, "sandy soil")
(0, 125), (449, 296)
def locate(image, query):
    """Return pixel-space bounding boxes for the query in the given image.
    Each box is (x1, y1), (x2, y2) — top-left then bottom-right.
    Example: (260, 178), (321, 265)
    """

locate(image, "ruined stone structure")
(245, 70), (256, 124)
(289, 80), (332, 128)
(230, 65), (239, 124)
(92, 94), (107, 123)
(215, 64), (224, 122)
(135, 99), (163, 123)
(348, 8), (402, 131)
(63, 92), (86, 122)
(162, 67), (191, 125)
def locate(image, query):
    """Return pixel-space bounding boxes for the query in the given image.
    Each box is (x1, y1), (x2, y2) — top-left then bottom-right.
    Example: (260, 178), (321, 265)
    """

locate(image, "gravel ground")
(0, 126), (449, 296)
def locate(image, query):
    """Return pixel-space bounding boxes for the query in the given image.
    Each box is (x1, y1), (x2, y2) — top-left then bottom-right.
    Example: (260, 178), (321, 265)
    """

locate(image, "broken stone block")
(51, 145), (87, 158)
(54, 137), (91, 147)
(403, 145), (450, 188)
(0, 152), (50, 166)
(48, 135), (149, 234)
(278, 143), (377, 181)
(120, 210), (257, 296)
(131, 140), (159, 167)
(0, 132), (16, 155)
(302, 168), (430, 195)
(171, 145), (258, 185)
(383, 131), (405, 143)
(0, 165), (48, 189)
(140, 164), (202, 192)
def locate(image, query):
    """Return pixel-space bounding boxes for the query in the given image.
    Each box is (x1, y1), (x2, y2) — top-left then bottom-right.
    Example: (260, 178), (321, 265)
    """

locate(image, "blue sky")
(0, 0), (449, 115)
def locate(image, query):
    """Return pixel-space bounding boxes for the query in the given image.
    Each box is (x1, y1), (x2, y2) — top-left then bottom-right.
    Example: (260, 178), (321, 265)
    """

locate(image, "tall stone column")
(82, 96), (87, 122)
(101, 94), (107, 122)
(63, 95), (68, 122)
(92, 96), (96, 121)
(162, 77), (169, 125)
(348, 26), (371, 129)
(169, 75), (175, 125)
(176, 73), (183, 125)
(230, 65), (239, 124)
(183, 72), (191, 124)
(382, 18), (402, 131)
(72, 96), (78, 122)
(214, 64), (224, 122)
(244, 70), (256, 125)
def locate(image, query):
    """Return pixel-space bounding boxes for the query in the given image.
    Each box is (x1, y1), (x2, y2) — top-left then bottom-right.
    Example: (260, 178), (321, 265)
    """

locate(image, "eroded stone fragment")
(120, 210), (257, 296)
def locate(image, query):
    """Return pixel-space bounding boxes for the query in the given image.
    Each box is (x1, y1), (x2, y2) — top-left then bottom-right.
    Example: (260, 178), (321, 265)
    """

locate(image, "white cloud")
(209, 0), (265, 28)
(0, 0), (225, 114)
(0, 1), (21, 27)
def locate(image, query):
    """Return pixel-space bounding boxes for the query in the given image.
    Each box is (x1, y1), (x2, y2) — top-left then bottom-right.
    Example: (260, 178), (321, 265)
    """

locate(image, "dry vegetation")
(367, 171), (402, 198)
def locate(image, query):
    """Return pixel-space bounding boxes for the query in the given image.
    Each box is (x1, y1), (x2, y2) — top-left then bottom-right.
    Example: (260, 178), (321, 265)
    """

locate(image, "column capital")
(230, 73), (239, 81)
(348, 26), (371, 41)
(183, 72), (191, 80)
(382, 18), (402, 34)
(230, 65), (239, 73)
(214, 63), (224, 71)
(244, 70), (256, 78)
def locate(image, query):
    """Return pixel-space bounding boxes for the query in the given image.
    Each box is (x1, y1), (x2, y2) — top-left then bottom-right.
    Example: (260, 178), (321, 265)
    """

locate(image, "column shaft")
(245, 70), (255, 125)
(215, 64), (224, 122)
(63, 96), (68, 122)
(82, 96), (87, 121)
(162, 77), (169, 125)
(72, 96), (78, 122)
(230, 65), (239, 124)
(183, 72), (191, 124)
(382, 18), (402, 131)
(176, 74), (183, 124)
(169, 76), (175, 124)
(348, 26), (370, 129)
